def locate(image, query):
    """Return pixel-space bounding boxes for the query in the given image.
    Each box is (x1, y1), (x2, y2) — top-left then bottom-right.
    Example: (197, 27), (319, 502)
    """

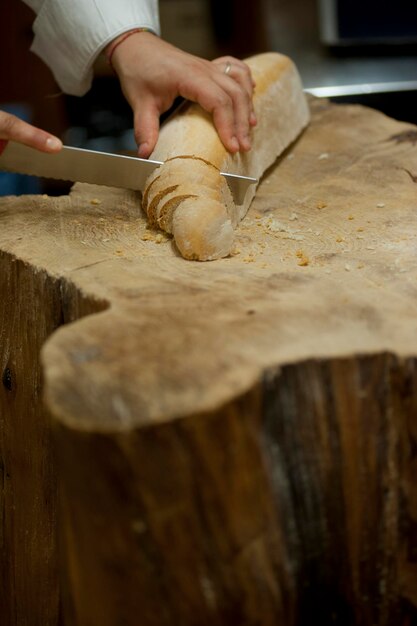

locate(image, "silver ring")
(224, 61), (232, 75)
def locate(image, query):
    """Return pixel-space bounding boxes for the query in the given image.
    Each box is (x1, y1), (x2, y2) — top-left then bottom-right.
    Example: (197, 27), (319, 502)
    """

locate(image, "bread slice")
(143, 52), (310, 260)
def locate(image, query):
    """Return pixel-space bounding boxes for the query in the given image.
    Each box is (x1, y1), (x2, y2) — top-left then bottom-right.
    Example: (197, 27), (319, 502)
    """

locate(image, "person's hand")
(108, 31), (257, 158)
(0, 110), (62, 156)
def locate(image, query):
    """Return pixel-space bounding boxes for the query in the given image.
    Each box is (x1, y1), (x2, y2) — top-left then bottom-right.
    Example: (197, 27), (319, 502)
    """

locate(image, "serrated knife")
(0, 142), (257, 205)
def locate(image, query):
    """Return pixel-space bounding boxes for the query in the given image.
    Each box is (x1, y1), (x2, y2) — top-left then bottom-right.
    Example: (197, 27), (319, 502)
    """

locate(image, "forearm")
(21, 1), (255, 157)
(22, 0), (160, 96)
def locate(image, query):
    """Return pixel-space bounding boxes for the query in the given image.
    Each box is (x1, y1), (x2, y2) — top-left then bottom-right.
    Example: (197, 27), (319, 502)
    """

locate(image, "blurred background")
(0, 0), (416, 195)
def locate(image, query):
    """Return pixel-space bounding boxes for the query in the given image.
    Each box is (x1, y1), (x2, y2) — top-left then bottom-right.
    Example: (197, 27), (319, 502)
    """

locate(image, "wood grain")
(0, 98), (417, 624)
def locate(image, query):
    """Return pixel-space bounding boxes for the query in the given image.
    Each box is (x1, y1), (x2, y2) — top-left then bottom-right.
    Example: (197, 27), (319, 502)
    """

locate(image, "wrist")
(106, 28), (156, 71)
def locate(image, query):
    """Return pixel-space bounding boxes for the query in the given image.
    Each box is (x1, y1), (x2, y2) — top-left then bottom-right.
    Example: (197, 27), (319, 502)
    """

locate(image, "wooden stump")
(1, 98), (417, 625)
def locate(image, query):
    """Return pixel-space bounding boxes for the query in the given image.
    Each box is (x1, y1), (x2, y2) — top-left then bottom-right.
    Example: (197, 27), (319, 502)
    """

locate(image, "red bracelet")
(106, 28), (154, 70)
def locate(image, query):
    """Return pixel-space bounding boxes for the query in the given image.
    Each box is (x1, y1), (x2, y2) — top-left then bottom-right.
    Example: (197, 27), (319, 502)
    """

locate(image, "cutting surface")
(0, 97), (416, 429)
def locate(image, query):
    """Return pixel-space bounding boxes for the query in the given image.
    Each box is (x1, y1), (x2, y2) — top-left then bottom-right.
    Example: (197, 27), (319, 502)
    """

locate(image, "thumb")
(133, 99), (160, 158)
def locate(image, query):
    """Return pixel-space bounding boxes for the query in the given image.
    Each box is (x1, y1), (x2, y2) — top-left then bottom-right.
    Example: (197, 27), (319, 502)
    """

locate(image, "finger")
(0, 139), (8, 155)
(179, 78), (240, 153)
(0, 112), (62, 152)
(213, 57), (254, 99)
(133, 99), (161, 158)
(226, 66), (257, 128)
(212, 58), (257, 127)
(212, 103), (240, 154)
(178, 67), (251, 152)
(213, 74), (252, 152)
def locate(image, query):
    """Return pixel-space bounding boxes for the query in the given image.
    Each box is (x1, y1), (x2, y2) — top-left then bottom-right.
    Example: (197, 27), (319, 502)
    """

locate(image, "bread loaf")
(142, 53), (310, 260)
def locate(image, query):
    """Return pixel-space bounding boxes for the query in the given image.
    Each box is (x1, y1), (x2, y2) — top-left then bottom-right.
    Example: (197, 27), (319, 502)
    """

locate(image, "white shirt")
(23, 0), (160, 96)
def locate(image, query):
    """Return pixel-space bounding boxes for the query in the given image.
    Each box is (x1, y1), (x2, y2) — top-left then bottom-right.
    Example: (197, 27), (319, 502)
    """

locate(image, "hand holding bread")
(108, 31), (256, 158)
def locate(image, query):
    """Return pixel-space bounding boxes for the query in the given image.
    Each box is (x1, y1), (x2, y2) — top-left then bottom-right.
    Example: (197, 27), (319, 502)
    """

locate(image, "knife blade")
(0, 142), (258, 206)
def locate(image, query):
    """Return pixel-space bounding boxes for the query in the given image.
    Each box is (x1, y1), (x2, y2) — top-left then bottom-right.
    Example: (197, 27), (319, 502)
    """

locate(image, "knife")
(0, 142), (257, 206)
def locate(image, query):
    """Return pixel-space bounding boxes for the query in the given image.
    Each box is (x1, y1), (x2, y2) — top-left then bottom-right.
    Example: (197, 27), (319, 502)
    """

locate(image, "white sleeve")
(23, 0), (160, 96)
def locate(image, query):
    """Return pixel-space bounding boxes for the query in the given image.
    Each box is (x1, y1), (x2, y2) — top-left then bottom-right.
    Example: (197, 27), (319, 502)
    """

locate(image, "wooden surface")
(1, 97), (417, 624)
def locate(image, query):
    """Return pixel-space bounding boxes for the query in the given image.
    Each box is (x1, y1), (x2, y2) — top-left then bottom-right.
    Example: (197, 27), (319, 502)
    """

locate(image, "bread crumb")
(155, 234), (164, 244)
(141, 232), (155, 241)
(243, 256), (255, 263)
(348, 215), (354, 220)
(356, 227), (364, 232)
(296, 249), (309, 266)
(284, 234), (304, 241)
(357, 263), (364, 269)
(345, 264), (351, 271)
(289, 212), (298, 221)
(115, 249), (124, 255)
(42, 194), (49, 199)
(318, 153), (329, 160)
(230, 247), (241, 256)
(316, 201), (327, 209)
(336, 237), (345, 243)
(90, 198), (101, 205)
(376, 203), (385, 208)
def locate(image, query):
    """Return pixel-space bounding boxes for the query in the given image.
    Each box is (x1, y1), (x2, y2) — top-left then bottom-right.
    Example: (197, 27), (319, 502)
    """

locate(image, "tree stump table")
(1, 97), (417, 626)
